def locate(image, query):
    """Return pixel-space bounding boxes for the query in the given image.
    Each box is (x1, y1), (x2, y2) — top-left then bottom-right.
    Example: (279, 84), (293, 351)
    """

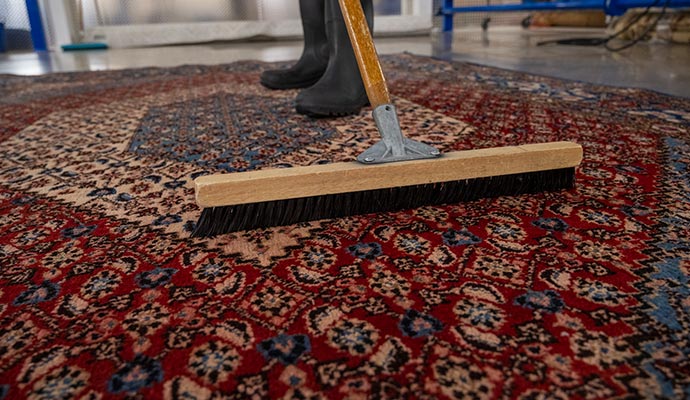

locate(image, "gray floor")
(435, 27), (690, 98)
(1, 27), (688, 98)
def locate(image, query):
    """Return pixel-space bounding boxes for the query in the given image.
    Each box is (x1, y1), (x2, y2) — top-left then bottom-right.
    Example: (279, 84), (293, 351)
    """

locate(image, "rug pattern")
(1, 55), (689, 399)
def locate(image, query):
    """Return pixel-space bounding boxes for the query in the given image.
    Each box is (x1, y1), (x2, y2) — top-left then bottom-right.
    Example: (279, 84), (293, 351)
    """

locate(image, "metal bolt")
(430, 149), (440, 155)
(364, 157), (375, 162)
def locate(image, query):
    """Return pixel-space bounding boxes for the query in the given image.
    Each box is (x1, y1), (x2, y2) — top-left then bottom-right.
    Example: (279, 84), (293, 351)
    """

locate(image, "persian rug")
(1, 53), (689, 399)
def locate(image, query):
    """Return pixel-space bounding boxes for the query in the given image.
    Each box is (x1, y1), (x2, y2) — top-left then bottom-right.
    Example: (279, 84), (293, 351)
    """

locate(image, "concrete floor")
(435, 27), (690, 98)
(1, 26), (688, 98)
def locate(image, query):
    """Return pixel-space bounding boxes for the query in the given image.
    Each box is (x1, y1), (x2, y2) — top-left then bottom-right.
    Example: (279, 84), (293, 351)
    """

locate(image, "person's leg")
(260, 0), (328, 90)
(295, 0), (373, 117)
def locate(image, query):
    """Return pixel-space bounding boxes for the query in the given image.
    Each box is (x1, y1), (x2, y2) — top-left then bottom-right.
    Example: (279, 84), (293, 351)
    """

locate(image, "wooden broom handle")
(338, 0), (391, 108)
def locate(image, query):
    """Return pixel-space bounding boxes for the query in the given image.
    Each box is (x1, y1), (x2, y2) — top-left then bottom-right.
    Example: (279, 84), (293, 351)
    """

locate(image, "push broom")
(191, 0), (582, 237)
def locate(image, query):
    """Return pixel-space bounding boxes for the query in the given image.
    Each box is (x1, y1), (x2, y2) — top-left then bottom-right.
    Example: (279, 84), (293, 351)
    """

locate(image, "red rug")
(1, 54), (689, 399)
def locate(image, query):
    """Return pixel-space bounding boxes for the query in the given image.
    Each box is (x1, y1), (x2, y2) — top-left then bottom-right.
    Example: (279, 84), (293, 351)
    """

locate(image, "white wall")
(1, 0), (31, 29)
(48, 0), (433, 48)
(260, 0), (300, 21)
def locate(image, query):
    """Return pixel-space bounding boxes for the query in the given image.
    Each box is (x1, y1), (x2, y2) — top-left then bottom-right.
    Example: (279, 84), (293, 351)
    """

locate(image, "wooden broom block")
(195, 141), (583, 208)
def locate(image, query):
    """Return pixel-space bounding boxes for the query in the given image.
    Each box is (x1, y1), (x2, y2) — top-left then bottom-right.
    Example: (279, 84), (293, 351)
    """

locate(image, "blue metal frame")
(439, 0), (690, 30)
(0, 23), (6, 53)
(25, 0), (47, 51)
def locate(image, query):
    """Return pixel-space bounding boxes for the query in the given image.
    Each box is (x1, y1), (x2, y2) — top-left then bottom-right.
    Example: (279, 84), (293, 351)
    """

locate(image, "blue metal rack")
(439, 0), (690, 31)
(25, 0), (47, 51)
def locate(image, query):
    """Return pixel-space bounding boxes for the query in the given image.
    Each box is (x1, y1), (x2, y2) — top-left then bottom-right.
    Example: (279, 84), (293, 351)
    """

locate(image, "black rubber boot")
(260, 0), (328, 90)
(295, 0), (374, 117)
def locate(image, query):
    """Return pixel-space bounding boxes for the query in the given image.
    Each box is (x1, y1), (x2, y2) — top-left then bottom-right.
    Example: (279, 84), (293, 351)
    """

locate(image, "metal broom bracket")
(357, 104), (441, 164)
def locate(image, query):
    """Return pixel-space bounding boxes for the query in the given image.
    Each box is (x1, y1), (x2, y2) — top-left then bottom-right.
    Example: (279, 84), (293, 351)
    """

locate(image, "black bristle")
(191, 168), (575, 237)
